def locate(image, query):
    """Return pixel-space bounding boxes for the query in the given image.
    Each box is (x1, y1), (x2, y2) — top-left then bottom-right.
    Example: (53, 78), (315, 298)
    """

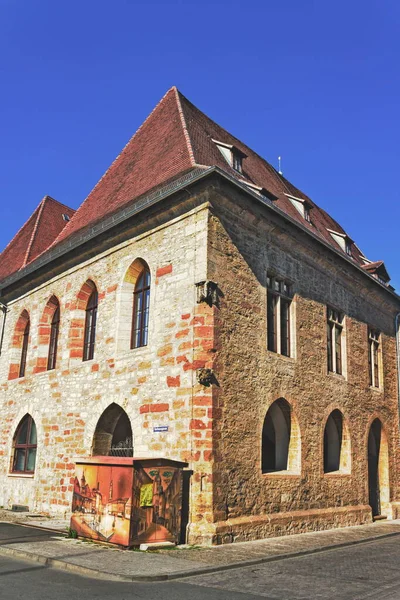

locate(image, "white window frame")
(327, 307), (344, 375)
(368, 328), (380, 388)
(267, 275), (293, 357)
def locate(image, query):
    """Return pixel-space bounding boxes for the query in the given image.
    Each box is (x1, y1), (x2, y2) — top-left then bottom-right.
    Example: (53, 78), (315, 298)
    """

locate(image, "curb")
(0, 528), (400, 582)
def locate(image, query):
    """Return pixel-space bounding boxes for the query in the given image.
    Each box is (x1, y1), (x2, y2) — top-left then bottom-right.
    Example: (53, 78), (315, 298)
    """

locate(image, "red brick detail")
(190, 419), (208, 430)
(107, 284), (118, 293)
(183, 360), (206, 371)
(156, 264), (173, 278)
(181, 313), (190, 320)
(204, 451), (213, 461)
(193, 396), (213, 406)
(167, 375), (180, 387)
(190, 316), (205, 326)
(150, 403), (169, 413)
(194, 326), (213, 338)
(91, 364), (99, 372)
(175, 329), (189, 339)
(140, 405), (150, 414)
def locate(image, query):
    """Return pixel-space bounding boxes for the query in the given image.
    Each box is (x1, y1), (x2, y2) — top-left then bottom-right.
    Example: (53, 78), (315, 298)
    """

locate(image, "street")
(0, 535), (400, 599)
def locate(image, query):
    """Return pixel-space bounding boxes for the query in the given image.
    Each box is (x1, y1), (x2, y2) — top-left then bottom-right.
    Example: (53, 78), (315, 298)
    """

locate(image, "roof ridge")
(174, 88), (196, 167)
(0, 206), (39, 256)
(43, 195), (76, 213)
(177, 91), (300, 196)
(23, 195), (48, 267)
(50, 87), (178, 248)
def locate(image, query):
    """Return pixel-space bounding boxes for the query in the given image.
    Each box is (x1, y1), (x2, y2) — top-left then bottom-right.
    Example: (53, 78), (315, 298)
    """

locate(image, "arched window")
(11, 415), (37, 474)
(368, 419), (389, 517)
(83, 288), (98, 361)
(47, 301), (60, 370)
(323, 411), (343, 472)
(92, 403), (133, 456)
(19, 318), (30, 378)
(131, 265), (150, 349)
(262, 398), (300, 473)
(323, 410), (351, 473)
(8, 310), (30, 380)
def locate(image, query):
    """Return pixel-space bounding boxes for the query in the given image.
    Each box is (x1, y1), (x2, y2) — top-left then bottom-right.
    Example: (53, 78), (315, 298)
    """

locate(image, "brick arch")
(91, 403), (133, 456)
(116, 258), (151, 353)
(68, 280), (98, 364)
(8, 310), (30, 380)
(261, 398), (301, 474)
(34, 295), (60, 374)
(322, 409), (351, 474)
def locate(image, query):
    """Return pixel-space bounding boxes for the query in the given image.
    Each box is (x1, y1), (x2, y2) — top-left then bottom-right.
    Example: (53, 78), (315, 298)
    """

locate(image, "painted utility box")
(70, 456), (188, 547)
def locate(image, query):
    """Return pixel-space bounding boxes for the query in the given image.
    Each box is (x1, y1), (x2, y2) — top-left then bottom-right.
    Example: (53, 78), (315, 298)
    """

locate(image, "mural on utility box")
(70, 461), (183, 546)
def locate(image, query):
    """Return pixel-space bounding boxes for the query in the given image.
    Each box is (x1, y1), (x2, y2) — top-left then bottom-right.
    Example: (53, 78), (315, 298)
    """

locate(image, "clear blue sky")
(1, 1), (399, 288)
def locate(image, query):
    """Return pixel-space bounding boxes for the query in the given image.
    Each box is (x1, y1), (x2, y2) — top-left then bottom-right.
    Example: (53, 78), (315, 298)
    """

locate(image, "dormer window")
(239, 180), (278, 202)
(285, 194), (312, 223)
(327, 229), (353, 257)
(361, 260), (391, 285)
(232, 153), (242, 173)
(212, 139), (247, 174)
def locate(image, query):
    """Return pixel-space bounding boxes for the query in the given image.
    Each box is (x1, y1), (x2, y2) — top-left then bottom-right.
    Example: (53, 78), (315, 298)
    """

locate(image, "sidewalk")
(0, 518), (400, 582)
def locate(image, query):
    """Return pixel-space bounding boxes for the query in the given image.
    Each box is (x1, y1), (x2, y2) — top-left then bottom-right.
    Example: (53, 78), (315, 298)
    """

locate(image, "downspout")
(0, 300), (7, 357)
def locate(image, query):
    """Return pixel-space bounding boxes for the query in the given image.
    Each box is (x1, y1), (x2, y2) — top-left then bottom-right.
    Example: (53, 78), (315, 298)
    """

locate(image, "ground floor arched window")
(11, 414), (37, 474)
(262, 398), (300, 473)
(92, 404), (133, 457)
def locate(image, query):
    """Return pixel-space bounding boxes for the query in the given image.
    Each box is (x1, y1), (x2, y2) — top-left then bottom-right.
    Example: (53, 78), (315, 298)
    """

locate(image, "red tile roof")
(0, 196), (75, 281)
(0, 87), (387, 285)
(361, 261), (390, 282)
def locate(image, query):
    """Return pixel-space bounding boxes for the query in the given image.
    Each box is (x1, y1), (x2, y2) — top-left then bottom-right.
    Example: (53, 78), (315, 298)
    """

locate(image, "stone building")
(0, 87), (399, 545)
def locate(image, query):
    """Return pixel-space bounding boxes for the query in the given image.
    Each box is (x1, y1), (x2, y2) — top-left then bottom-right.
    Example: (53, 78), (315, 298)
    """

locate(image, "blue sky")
(1, 1), (399, 288)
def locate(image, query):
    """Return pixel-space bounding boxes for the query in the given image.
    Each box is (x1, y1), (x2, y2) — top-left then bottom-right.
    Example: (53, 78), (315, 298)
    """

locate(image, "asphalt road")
(1, 535), (400, 599)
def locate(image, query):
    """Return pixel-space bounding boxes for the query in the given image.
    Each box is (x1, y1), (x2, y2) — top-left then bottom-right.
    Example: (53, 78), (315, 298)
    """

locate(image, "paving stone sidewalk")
(0, 518), (400, 582)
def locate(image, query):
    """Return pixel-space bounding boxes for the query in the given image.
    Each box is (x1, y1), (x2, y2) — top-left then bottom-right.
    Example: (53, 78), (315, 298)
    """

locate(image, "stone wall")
(0, 201), (216, 532)
(202, 180), (400, 544)
(1, 177), (399, 546)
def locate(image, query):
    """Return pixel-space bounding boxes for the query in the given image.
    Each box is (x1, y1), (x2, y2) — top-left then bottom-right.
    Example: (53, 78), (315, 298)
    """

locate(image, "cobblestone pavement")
(1, 535), (400, 599)
(1, 519), (400, 583)
(158, 520), (400, 566)
(184, 536), (400, 599)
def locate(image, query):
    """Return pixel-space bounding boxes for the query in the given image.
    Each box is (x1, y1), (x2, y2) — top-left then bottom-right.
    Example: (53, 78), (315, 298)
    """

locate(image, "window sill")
(369, 385), (383, 393)
(267, 350), (295, 362)
(116, 346), (150, 362)
(8, 473), (34, 479)
(327, 371), (346, 381)
(262, 471), (300, 477)
(323, 471), (351, 477)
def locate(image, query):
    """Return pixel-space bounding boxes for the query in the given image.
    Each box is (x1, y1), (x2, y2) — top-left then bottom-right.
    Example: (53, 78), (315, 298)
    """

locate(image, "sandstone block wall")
(0, 202), (216, 534)
(204, 181), (400, 544)
(1, 179), (399, 546)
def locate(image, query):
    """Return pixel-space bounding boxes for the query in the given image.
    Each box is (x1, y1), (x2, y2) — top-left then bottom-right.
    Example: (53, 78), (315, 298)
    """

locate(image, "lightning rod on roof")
(278, 156), (283, 175)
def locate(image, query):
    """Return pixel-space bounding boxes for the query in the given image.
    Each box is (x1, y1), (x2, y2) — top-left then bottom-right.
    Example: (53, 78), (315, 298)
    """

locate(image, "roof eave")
(0, 166), (398, 304)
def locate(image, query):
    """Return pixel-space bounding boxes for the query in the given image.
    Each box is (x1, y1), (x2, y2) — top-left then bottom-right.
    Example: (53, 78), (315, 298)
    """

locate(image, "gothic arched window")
(47, 302), (60, 370)
(19, 318), (30, 378)
(83, 288), (98, 361)
(12, 415), (37, 474)
(131, 266), (150, 349)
